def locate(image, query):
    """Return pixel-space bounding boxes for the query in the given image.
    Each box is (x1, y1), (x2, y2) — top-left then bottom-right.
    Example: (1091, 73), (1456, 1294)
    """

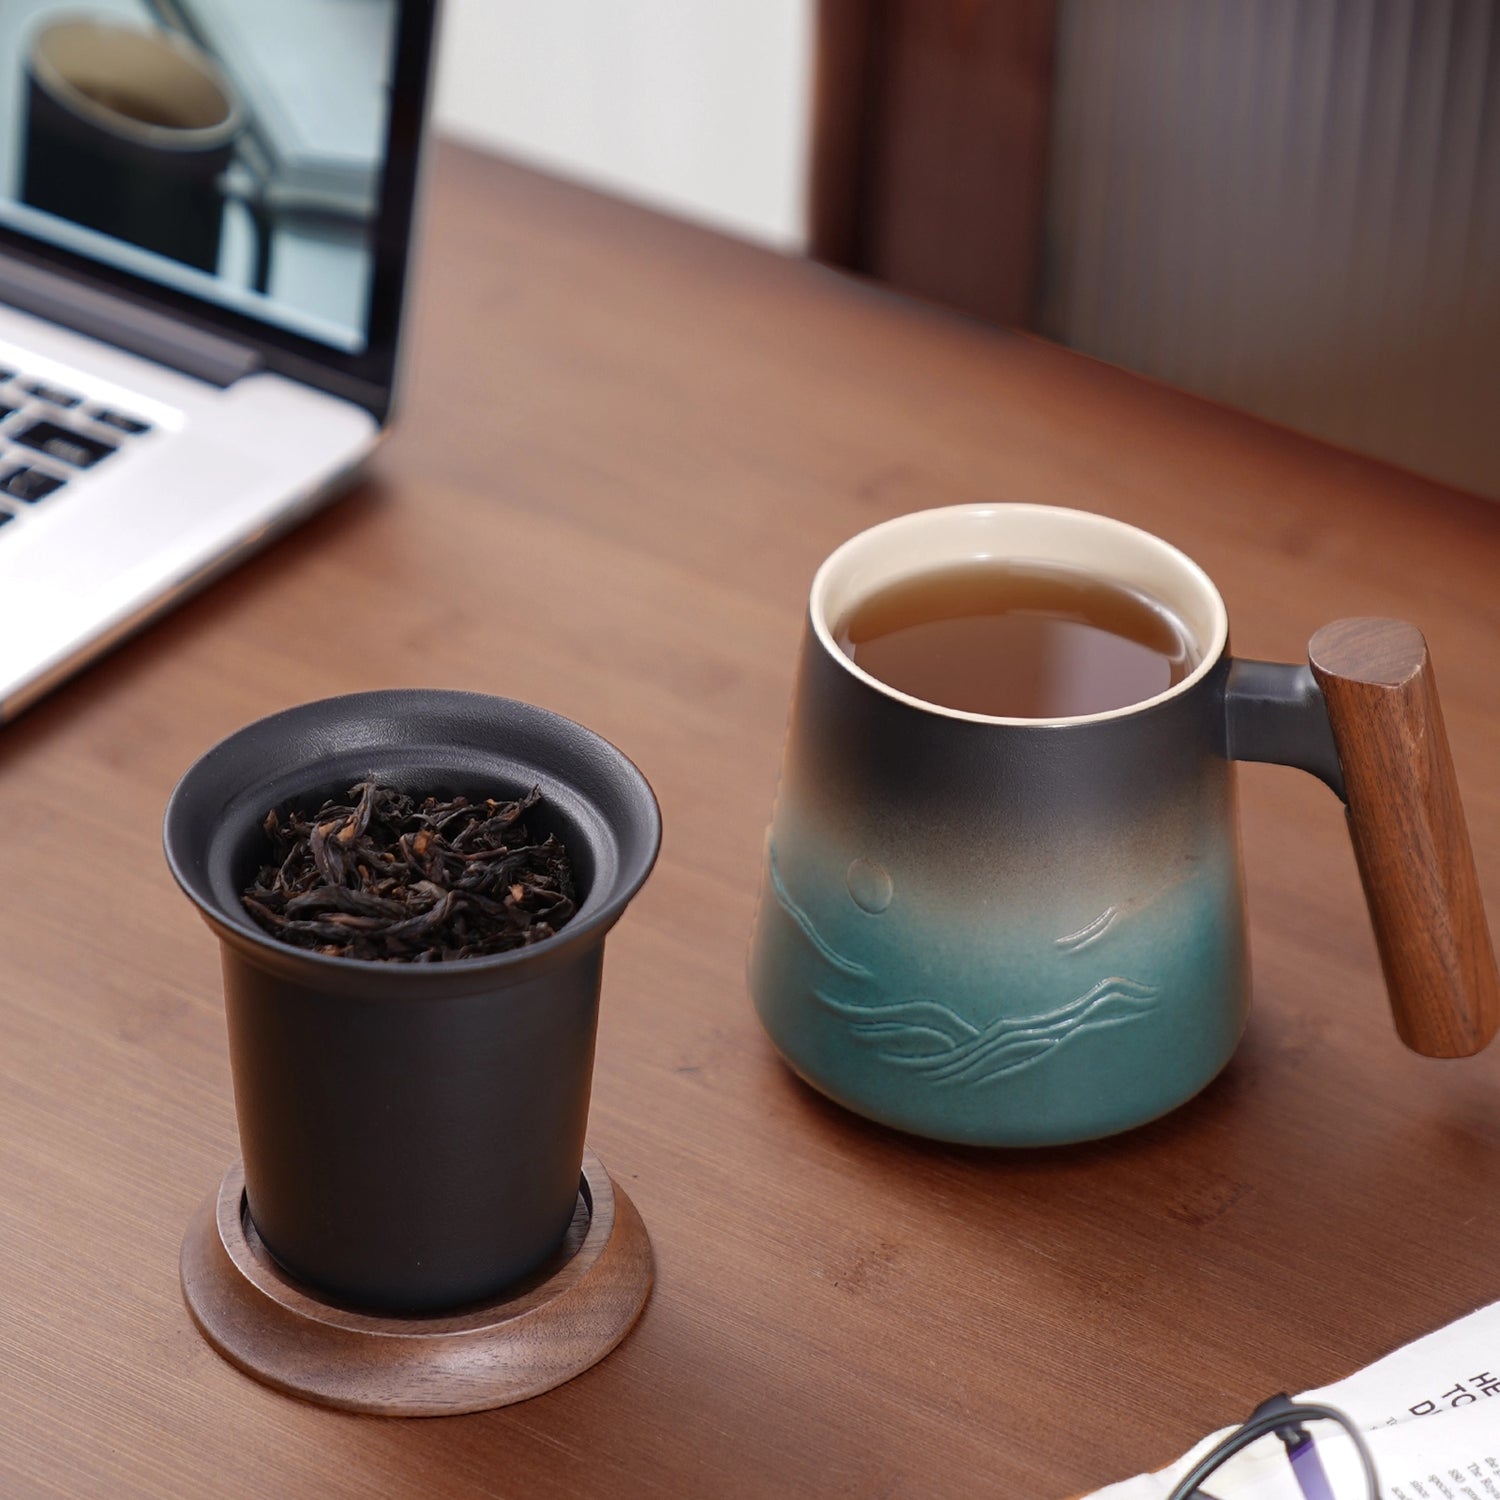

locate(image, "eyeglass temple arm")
(1167, 1395), (1376, 1500)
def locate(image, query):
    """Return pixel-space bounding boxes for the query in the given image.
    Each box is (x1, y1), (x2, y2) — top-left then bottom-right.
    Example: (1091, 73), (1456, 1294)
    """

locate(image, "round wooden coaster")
(180, 1149), (653, 1417)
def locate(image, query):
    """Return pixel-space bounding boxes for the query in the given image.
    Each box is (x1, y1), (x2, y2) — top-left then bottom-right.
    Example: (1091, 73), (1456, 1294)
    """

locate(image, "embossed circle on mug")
(845, 858), (894, 914)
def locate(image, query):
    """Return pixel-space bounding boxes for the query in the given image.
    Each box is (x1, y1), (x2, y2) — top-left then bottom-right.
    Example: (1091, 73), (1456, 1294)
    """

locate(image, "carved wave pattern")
(768, 846), (1161, 1088)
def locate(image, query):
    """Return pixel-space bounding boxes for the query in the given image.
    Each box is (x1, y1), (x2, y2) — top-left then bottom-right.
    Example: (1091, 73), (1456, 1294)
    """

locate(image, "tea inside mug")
(833, 559), (1200, 718)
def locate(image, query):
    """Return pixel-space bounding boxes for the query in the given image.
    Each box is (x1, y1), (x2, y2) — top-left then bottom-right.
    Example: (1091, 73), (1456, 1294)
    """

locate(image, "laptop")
(0, 0), (436, 721)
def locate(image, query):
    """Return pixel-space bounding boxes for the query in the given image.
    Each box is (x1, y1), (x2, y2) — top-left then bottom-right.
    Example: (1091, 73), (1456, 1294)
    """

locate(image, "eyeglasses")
(1166, 1394), (1379, 1500)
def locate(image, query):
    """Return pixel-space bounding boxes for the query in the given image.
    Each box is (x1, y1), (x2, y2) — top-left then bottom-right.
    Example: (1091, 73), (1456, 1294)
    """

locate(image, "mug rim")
(30, 16), (244, 152)
(808, 503), (1230, 727)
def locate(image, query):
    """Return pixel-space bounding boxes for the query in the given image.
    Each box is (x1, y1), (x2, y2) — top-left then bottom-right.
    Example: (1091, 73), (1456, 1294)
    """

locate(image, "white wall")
(433, 0), (814, 251)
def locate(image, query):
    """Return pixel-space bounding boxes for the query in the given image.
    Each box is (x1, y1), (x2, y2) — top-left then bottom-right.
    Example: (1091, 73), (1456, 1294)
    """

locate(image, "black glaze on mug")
(164, 691), (660, 1313)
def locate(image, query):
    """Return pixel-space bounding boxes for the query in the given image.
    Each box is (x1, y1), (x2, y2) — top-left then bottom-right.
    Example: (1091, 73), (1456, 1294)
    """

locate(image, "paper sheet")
(1086, 1300), (1500, 1497)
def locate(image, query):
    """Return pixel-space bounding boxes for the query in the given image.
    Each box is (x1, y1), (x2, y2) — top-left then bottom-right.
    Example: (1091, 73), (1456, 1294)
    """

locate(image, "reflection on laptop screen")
(0, 0), (397, 354)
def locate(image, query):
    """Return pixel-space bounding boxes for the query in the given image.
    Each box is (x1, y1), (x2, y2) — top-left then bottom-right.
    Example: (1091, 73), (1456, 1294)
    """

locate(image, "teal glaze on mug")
(748, 505), (1346, 1146)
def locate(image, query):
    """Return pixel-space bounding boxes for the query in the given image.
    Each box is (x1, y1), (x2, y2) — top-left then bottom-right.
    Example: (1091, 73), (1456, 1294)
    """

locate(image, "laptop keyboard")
(0, 366), (153, 521)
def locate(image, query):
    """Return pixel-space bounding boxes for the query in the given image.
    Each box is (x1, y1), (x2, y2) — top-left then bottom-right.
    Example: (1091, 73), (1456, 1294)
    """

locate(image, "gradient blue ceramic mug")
(749, 505), (1498, 1145)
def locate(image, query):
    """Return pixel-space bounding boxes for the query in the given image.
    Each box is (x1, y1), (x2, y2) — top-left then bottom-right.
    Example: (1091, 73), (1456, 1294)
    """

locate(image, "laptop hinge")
(0, 250), (261, 388)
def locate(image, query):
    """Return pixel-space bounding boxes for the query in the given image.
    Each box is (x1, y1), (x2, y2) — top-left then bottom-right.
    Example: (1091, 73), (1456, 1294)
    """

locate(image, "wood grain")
(1309, 619), (1500, 1058)
(2, 144), (1499, 1499)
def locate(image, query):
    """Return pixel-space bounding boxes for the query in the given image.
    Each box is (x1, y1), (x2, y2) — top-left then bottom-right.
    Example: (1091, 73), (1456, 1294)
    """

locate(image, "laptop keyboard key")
(21, 380), (83, 408)
(1, 466), (66, 502)
(0, 402), (17, 422)
(14, 420), (115, 468)
(0, 508), (14, 528)
(88, 407), (151, 436)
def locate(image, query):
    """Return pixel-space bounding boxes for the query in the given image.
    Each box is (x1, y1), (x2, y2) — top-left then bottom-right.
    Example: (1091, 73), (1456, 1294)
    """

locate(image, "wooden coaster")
(179, 1149), (653, 1417)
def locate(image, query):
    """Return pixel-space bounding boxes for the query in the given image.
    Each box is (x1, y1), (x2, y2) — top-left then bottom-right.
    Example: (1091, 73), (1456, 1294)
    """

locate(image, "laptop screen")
(0, 0), (432, 416)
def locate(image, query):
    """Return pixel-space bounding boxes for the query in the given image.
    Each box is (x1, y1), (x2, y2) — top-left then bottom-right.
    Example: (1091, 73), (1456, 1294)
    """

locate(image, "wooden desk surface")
(5, 144), (1499, 1499)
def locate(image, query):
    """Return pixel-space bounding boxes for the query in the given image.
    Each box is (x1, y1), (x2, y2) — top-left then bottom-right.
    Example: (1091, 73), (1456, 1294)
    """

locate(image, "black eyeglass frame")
(1165, 1394), (1379, 1500)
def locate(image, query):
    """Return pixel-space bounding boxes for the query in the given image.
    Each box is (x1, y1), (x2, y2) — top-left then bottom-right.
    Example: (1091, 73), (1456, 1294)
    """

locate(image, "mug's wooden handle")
(1309, 618), (1499, 1057)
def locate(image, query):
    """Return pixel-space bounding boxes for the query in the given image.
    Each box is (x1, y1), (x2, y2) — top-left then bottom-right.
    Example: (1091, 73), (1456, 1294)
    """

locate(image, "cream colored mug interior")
(32, 19), (241, 146)
(809, 504), (1231, 726)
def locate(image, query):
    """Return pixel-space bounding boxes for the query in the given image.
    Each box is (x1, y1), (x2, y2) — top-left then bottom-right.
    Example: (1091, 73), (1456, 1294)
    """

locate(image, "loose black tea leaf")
(241, 779), (577, 962)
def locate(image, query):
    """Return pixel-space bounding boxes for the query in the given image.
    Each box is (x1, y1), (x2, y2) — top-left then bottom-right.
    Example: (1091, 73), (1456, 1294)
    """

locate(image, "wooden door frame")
(808, 0), (1057, 329)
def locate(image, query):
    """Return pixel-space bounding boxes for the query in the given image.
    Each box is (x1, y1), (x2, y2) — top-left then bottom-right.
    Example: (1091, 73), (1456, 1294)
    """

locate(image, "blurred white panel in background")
(433, 0), (815, 251)
(1043, 0), (1500, 498)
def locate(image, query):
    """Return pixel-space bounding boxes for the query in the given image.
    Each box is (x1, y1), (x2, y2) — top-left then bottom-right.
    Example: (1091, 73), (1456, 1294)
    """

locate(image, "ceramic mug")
(23, 18), (243, 272)
(748, 505), (1498, 1146)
